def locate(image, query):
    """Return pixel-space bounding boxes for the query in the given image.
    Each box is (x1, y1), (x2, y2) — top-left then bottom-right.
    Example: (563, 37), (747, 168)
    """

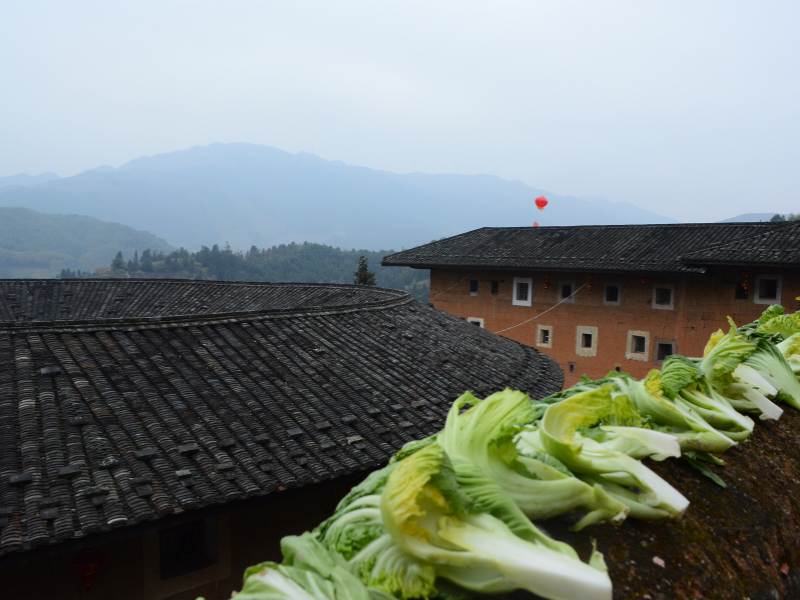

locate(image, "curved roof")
(0, 280), (561, 557)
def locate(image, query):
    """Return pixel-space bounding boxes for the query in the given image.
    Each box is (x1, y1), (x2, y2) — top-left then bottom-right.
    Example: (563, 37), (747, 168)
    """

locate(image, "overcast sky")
(2, 1), (798, 221)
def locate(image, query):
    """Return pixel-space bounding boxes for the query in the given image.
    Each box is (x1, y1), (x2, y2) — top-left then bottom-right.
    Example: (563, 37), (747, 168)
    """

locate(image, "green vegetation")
(0, 206), (171, 277)
(69, 242), (429, 301)
(770, 213), (799, 221)
(228, 303), (800, 599)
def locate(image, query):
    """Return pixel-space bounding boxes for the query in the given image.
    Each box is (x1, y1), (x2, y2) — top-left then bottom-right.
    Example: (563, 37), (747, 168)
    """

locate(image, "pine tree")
(111, 251), (126, 272)
(353, 255), (376, 286)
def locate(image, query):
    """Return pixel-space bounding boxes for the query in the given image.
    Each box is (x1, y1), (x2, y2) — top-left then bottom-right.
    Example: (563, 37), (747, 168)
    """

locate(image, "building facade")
(384, 222), (800, 387)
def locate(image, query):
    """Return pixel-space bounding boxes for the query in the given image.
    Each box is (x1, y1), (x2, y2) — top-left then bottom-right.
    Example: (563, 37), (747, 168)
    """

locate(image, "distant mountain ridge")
(0, 143), (675, 250)
(721, 213), (777, 223)
(0, 172), (60, 189)
(0, 207), (172, 277)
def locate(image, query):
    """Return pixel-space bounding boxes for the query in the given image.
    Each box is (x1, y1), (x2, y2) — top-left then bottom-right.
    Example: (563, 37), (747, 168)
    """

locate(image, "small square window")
(575, 326), (598, 357)
(537, 325), (552, 348)
(625, 330), (649, 361)
(559, 281), (575, 302)
(568, 362), (576, 373)
(469, 280), (479, 296)
(160, 519), (218, 579)
(466, 317), (484, 328)
(755, 275), (781, 304)
(652, 285), (674, 310)
(604, 284), (620, 305)
(656, 342), (675, 361)
(490, 280), (499, 295)
(512, 277), (532, 307)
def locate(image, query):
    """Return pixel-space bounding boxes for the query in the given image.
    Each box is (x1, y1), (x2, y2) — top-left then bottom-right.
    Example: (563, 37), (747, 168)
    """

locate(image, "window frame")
(558, 280), (576, 303)
(575, 325), (598, 357)
(625, 330), (650, 361)
(466, 316), (485, 328)
(512, 277), (533, 307)
(468, 279), (479, 297)
(655, 340), (676, 362)
(651, 284), (675, 310)
(754, 274), (782, 305)
(603, 282), (621, 306)
(143, 515), (230, 600)
(536, 324), (553, 348)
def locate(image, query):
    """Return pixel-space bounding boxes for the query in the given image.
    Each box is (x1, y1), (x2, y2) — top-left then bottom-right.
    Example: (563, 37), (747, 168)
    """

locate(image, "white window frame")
(536, 324), (553, 348)
(512, 277), (533, 307)
(558, 280), (576, 303)
(651, 284), (675, 310)
(655, 340), (676, 362)
(625, 330), (650, 362)
(575, 325), (598, 357)
(603, 282), (621, 306)
(754, 274), (782, 305)
(466, 316), (485, 328)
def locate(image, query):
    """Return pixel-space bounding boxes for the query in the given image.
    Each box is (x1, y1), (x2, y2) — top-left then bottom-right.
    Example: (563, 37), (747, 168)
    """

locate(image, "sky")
(1, 0), (798, 221)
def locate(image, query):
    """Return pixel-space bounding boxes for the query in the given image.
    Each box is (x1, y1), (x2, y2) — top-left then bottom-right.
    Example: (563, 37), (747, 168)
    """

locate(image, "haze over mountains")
(0, 143), (675, 251)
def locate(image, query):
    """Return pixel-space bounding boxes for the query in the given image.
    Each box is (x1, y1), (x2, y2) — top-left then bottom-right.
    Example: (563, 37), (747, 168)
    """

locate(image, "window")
(652, 285), (674, 310)
(656, 341), (675, 361)
(537, 325), (553, 348)
(626, 330), (649, 361)
(490, 280), (499, 295)
(568, 362), (576, 373)
(604, 283), (621, 305)
(160, 519), (218, 579)
(469, 279), (479, 296)
(734, 283), (749, 300)
(512, 277), (532, 307)
(575, 325), (598, 357)
(755, 275), (781, 304)
(466, 317), (484, 328)
(558, 281), (575, 303)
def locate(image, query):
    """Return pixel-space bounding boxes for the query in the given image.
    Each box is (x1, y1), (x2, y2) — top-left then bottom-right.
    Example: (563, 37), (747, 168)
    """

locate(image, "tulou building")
(383, 220), (800, 386)
(0, 279), (561, 600)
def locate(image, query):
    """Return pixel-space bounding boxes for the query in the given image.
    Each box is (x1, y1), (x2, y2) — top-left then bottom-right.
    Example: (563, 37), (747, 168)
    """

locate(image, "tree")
(771, 214), (787, 222)
(111, 251), (126, 272)
(353, 255), (376, 286)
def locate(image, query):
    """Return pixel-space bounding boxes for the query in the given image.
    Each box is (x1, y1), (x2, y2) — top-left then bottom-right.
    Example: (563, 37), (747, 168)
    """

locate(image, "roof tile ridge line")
(0, 295), (415, 335)
(679, 222), (786, 262)
(382, 227), (491, 262)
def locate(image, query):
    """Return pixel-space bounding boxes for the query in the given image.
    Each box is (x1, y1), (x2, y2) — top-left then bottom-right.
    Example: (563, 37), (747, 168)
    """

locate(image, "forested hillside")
(0, 207), (172, 277)
(65, 242), (430, 300)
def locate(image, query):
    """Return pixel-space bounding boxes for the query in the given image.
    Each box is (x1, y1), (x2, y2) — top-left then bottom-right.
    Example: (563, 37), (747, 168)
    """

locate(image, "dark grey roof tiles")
(682, 221), (800, 267)
(0, 280), (561, 557)
(382, 223), (787, 273)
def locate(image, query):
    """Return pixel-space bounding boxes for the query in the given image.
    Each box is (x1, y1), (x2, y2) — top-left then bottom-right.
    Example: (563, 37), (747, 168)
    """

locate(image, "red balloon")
(532, 221), (540, 228)
(535, 196), (548, 210)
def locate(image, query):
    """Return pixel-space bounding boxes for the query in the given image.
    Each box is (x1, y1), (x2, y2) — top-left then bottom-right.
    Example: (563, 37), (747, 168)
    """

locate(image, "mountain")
(721, 213), (777, 223)
(0, 143), (675, 250)
(0, 207), (172, 277)
(0, 172), (60, 189)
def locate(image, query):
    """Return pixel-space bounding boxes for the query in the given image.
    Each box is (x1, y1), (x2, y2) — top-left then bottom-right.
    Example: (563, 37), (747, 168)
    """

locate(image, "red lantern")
(532, 221), (540, 228)
(534, 196), (548, 211)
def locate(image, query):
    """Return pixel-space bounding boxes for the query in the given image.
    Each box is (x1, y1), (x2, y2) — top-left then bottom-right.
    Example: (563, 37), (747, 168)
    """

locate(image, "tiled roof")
(382, 223), (785, 273)
(682, 220), (800, 267)
(0, 280), (561, 557)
